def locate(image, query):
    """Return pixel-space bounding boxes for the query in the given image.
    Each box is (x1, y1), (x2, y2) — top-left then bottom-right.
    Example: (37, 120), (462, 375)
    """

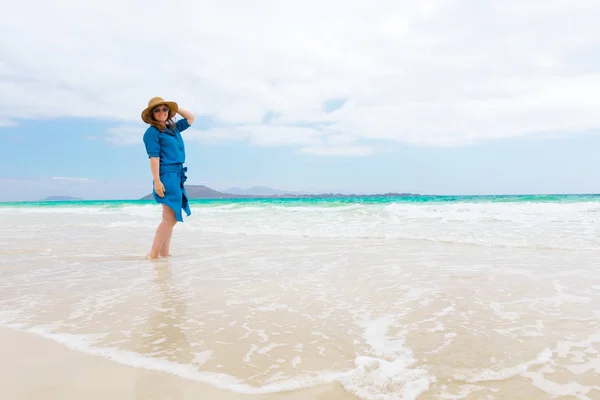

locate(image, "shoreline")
(0, 326), (356, 400)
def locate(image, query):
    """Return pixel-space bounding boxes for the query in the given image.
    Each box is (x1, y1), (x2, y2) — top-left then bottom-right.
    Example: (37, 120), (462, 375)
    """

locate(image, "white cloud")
(1, 0), (600, 150)
(0, 120), (17, 128)
(52, 176), (95, 182)
(0, 177), (146, 202)
(181, 128), (245, 145)
(106, 125), (146, 145)
(179, 125), (322, 147)
(298, 146), (374, 156)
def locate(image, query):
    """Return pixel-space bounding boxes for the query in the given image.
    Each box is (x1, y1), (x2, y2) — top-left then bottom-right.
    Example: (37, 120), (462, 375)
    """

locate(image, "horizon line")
(2, 192), (600, 204)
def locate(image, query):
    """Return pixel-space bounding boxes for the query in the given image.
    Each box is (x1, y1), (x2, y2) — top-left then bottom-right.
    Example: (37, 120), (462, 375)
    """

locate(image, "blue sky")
(1, 0), (600, 201)
(2, 118), (600, 201)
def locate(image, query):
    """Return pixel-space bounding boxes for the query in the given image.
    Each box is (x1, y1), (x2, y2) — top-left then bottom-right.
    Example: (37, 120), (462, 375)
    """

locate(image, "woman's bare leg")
(159, 224), (174, 257)
(147, 205), (177, 259)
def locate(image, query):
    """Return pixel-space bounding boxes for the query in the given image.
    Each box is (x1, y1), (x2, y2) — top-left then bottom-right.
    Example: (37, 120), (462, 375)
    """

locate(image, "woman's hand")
(154, 179), (166, 198)
(177, 107), (195, 125)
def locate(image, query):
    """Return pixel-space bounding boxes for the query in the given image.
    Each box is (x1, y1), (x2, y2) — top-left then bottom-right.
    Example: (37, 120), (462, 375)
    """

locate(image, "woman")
(141, 96), (195, 259)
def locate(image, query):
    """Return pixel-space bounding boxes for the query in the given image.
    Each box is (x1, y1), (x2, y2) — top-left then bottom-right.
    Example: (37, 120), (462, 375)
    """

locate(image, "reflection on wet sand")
(134, 260), (189, 400)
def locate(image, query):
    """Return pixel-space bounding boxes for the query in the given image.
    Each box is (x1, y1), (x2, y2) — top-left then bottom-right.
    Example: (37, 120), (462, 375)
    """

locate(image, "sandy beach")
(0, 326), (355, 400)
(1, 200), (600, 399)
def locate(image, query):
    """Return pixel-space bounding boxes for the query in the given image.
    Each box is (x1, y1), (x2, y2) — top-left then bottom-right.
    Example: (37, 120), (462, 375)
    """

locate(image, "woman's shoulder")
(144, 125), (161, 135)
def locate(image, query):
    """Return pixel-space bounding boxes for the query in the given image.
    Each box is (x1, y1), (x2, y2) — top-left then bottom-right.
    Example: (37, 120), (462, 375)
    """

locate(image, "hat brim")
(141, 101), (178, 124)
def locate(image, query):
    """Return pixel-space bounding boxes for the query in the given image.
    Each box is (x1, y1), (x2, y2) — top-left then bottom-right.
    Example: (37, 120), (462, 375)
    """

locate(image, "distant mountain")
(140, 185), (420, 200)
(223, 186), (298, 196)
(41, 196), (82, 201)
(140, 185), (249, 200)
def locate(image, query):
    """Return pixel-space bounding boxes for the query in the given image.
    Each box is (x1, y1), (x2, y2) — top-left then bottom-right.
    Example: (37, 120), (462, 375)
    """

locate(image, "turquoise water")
(1, 193), (600, 208)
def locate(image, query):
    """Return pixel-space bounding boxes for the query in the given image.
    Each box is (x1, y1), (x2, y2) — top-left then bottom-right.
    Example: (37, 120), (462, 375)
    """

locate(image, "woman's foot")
(159, 253), (172, 258)
(146, 252), (159, 260)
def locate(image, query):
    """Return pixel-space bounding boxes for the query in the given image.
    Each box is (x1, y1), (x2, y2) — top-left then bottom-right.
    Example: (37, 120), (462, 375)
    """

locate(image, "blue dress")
(143, 119), (192, 222)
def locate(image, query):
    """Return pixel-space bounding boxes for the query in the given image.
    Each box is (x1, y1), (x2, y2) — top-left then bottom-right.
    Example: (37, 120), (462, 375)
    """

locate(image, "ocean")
(1, 195), (599, 399)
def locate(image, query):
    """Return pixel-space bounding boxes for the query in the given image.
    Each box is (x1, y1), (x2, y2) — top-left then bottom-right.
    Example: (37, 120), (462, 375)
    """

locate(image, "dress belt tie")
(160, 164), (187, 186)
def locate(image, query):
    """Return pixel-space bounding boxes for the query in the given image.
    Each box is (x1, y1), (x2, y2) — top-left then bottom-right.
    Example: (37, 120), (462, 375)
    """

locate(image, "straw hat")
(141, 96), (178, 124)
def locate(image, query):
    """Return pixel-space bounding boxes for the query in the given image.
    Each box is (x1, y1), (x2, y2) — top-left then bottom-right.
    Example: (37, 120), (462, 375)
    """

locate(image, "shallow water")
(1, 197), (599, 399)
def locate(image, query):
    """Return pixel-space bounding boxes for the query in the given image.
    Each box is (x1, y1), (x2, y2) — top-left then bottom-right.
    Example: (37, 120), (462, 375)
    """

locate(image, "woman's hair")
(149, 106), (176, 132)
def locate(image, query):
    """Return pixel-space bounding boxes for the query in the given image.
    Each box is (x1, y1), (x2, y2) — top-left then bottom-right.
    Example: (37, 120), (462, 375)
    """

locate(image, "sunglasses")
(153, 106), (169, 114)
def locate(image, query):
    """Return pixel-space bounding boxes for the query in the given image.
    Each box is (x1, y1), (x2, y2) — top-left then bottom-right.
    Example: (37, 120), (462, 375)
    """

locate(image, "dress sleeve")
(143, 128), (160, 158)
(176, 118), (191, 132)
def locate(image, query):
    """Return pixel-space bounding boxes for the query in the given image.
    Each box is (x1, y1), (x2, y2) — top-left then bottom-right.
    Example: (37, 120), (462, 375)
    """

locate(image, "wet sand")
(0, 326), (355, 400)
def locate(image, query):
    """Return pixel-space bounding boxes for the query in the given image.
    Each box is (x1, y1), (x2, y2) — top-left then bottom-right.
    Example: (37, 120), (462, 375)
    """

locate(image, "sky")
(1, 0), (600, 201)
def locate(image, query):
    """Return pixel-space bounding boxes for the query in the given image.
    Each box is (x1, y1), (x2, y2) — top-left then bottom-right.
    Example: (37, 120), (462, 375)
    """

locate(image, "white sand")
(0, 326), (355, 400)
